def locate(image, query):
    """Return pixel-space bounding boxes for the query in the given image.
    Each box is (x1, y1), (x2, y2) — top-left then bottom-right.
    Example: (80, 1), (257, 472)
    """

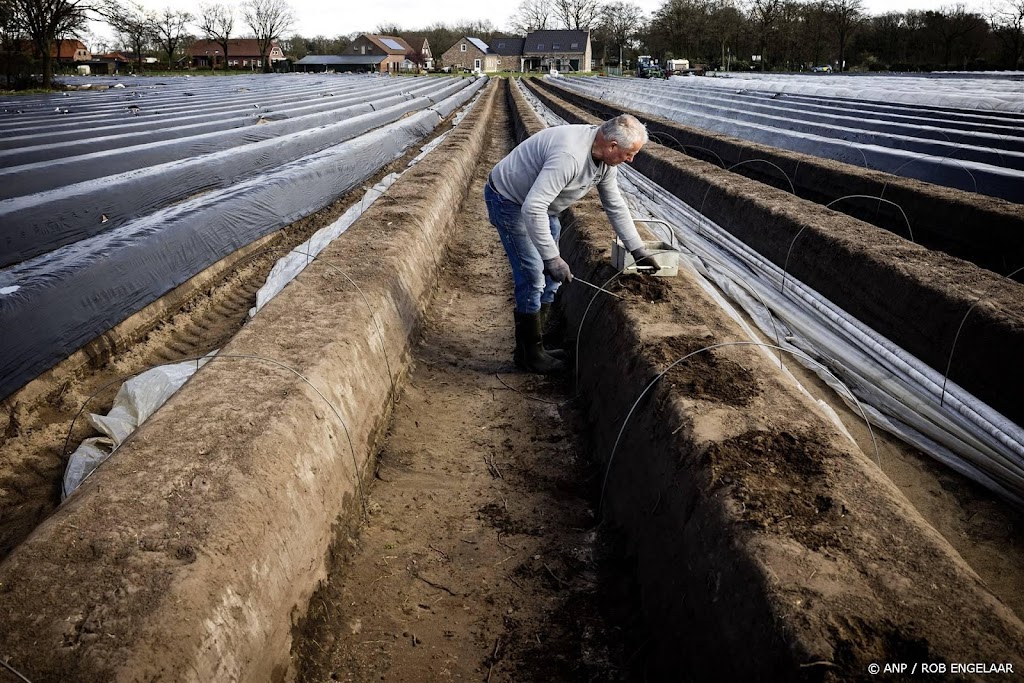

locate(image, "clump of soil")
(704, 430), (846, 551)
(648, 334), (760, 406)
(615, 273), (670, 302)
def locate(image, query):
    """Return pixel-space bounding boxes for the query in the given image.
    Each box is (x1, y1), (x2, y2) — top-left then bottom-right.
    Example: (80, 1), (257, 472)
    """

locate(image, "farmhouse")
(521, 30), (591, 73)
(52, 39), (91, 64)
(346, 34), (413, 74)
(440, 36), (496, 73)
(185, 39), (285, 70)
(403, 35), (433, 71)
(440, 31), (590, 73)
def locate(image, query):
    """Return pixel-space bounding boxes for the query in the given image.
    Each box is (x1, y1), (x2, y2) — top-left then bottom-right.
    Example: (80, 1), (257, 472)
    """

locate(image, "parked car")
(811, 65), (832, 73)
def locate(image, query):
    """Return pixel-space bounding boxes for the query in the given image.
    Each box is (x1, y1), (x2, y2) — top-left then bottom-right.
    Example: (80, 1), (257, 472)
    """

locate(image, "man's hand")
(543, 256), (573, 283)
(631, 247), (661, 274)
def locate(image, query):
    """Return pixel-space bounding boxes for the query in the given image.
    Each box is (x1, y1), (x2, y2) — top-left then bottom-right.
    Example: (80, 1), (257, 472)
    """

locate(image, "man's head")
(592, 114), (648, 166)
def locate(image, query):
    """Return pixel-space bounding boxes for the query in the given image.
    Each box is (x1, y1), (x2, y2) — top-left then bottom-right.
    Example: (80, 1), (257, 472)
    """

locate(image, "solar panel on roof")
(467, 37), (489, 53)
(380, 38), (404, 50)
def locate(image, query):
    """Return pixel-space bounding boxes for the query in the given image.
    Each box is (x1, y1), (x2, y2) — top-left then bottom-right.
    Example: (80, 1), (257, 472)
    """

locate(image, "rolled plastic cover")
(62, 353), (215, 498)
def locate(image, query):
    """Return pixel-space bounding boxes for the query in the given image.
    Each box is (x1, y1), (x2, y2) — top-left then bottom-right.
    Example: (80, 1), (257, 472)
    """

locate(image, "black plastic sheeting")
(0, 76), (485, 401)
(556, 77), (1024, 203)
(0, 78), (451, 166)
(0, 74), (379, 132)
(0, 79), (458, 199)
(0, 79), (474, 266)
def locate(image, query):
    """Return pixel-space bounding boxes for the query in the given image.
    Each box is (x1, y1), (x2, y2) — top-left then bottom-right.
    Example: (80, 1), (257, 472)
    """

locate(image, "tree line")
(3, 0), (1023, 91)
(273, 0), (1024, 73)
(506, 0), (1024, 73)
(2, 0), (295, 88)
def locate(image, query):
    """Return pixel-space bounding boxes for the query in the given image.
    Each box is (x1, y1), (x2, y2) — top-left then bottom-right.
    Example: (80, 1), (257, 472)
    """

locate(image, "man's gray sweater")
(489, 124), (644, 261)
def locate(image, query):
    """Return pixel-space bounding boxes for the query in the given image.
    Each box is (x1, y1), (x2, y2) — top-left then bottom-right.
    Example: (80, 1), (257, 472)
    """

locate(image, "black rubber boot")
(538, 303), (568, 361)
(514, 311), (566, 374)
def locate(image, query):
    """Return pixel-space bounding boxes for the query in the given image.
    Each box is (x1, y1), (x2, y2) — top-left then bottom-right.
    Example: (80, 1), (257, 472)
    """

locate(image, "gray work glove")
(543, 256), (573, 283)
(631, 247), (661, 274)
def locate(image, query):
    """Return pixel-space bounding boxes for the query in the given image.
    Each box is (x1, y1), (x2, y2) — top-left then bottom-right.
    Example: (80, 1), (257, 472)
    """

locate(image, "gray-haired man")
(484, 114), (658, 374)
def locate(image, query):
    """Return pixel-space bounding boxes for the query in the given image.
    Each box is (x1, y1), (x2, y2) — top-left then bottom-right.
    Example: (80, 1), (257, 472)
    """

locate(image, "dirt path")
(293, 94), (636, 682)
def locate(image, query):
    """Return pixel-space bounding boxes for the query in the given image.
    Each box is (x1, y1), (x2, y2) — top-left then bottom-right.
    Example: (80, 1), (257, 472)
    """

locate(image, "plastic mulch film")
(550, 76), (1024, 203)
(0, 79), (475, 266)
(0, 81), (484, 402)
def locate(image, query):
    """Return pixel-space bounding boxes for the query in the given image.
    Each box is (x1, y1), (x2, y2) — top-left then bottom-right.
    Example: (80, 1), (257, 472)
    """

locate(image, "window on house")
(537, 43), (544, 49)
(461, 43), (466, 52)
(497, 42), (505, 48)
(552, 44), (560, 50)
(571, 42), (579, 49)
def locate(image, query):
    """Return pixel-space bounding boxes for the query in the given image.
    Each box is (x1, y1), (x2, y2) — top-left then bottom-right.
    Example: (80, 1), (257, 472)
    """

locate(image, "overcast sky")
(88, 0), (988, 47)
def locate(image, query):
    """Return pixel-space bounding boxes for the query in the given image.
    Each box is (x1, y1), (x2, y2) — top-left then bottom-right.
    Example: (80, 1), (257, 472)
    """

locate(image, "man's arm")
(521, 158), (578, 261)
(596, 168), (645, 252)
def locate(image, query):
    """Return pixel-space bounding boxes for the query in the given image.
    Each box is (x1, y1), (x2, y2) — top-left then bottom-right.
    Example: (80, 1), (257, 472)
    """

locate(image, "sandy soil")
(292, 91), (641, 682)
(779, 355), (1024, 619)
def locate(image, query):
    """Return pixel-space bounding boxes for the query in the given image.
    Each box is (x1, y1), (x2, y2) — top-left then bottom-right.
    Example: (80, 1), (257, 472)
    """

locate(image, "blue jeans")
(484, 180), (561, 314)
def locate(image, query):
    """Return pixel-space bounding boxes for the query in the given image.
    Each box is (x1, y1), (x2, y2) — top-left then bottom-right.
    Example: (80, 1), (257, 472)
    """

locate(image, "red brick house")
(52, 39), (91, 63)
(185, 38), (285, 69)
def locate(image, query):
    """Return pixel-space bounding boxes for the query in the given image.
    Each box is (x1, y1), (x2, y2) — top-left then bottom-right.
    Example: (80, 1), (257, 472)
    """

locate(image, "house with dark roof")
(522, 30), (591, 73)
(440, 32), (590, 73)
(403, 35), (433, 70)
(347, 34), (413, 73)
(490, 38), (525, 72)
(185, 39), (284, 69)
(440, 36), (497, 73)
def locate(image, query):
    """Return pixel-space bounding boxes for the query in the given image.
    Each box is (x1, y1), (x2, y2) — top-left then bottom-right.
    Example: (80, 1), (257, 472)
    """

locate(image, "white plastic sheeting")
(685, 72), (1024, 113)
(516, 78), (1024, 506)
(249, 173), (400, 317)
(549, 76), (1024, 202)
(63, 353), (214, 498)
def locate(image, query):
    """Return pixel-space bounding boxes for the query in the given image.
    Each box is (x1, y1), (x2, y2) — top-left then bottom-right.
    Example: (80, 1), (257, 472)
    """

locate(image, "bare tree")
(509, 0), (551, 34)
(989, 0), (1024, 68)
(109, 1), (154, 71)
(2, 0), (24, 87)
(595, 0), (645, 65)
(197, 2), (233, 69)
(749, 0), (782, 70)
(12, 0), (93, 87)
(825, 0), (863, 71)
(927, 4), (988, 67)
(153, 6), (192, 68)
(241, 0), (292, 72)
(553, 0), (600, 30)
